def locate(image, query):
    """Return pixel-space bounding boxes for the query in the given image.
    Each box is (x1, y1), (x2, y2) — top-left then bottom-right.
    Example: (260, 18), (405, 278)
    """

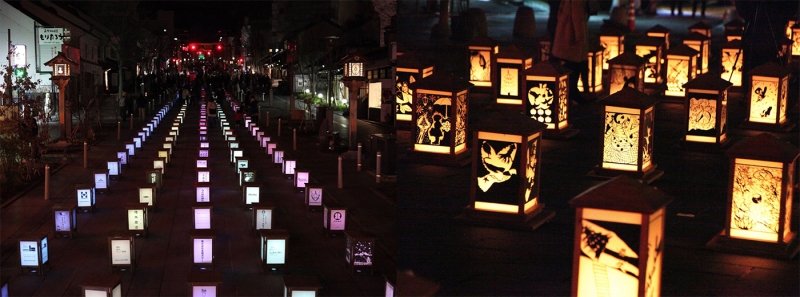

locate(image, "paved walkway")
(1, 92), (396, 296)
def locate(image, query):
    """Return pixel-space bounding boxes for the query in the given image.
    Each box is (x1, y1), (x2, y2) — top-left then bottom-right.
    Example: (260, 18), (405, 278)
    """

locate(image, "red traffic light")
(190, 44), (196, 50)
(217, 44), (222, 50)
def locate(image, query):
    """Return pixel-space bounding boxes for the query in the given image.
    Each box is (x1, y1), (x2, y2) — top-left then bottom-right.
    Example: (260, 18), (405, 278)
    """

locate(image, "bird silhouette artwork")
(478, 141), (518, 192)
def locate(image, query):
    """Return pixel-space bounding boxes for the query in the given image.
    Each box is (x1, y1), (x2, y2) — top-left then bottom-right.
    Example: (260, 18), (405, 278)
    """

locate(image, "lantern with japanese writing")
(187, 271), (222, 297)
(409, 73), (472, 163)
(599, 27), (625, 71)
(467, 37), (499, 89)
(607, 52), (646, 95)
(683, 32), (710, 75)
(569, 175), (672, 297)
(664, 44), (698, 98)
(741, 62), (793, 131)
(396, 52), (434, 122)
(495, 45), (533, 105)
(682, 73), (732, 147)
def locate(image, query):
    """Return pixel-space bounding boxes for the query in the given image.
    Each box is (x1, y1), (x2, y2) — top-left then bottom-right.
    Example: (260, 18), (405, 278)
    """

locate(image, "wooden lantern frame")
(192, 203), (213, 230)
(75, 183), (96, 212)
(646, 24), (671, 50)
(741, 62), (793, 131)
(682, 73), (732, 147)
(607, 52), (646, 95)
(305, 183), (324, 211)
(196, 182), (212, 203)
(409, 73), (472, 163)
(197, 169), (211, 183)
(242, 182), (260, 206)
(126, 203), (149, 237)
(467, 37), (499, 88)
(138, 185), (157, 207)
(187, 271), (222, 297)
(252, 202), (276, 230)
(664, 44), (699, 98)
(724, 19), (745, 42)
(396, 52), (434, 122)
(53, 204), (78, 238)
(720, 39), (744, 89)
(282, 275), (322, 297)
(80, 274), (122, 297)
(260, 229), (290, 272)
(683, 32), (710, 75)
(634, 37), (665, 85)
(599, 28), (625, 71)
(323, 202), (347, 236)
(578, 43), (605, 94)
(19, 232), (49, 275)
(524, 61), (573, 137)
(344, 231), (376, 274)
(190, 229), (216, 270)
(108, 232), (135, 273)
(495, 45), (533, 105)
(240, 169), (256, 187)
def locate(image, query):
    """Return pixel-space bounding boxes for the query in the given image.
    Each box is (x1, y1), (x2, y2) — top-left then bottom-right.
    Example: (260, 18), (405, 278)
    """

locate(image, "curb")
(1, 162), (70, 209)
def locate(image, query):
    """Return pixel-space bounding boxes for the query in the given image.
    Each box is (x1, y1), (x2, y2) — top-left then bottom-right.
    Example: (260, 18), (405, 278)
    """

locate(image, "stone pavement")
(1, 91), (396, 296)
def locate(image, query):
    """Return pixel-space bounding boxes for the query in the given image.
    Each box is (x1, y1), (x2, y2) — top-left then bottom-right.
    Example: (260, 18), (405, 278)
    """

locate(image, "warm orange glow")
(684, 40), (709, 74)
(499, 67), (519, 97)
(748, 76), (779, 124)
(496, 98), (523, 105)
(609, 66), (638, 95)
(730, 158), (783, 243)
(665, 56), (691, 97)
(636, 45), (660, 84)
(469, 49), (492, 85)
(600, 36), (623, 70)
(603, 107), (640, 171)
(474, 201), (517, 214)
(645, 211), (664, 297)
(414, 144), (449, 154)
(576, 219), (640, 297)
(523, 198), (538, 214)
(478, 132), (522, 143)
(583, 208), (642, 225)
(720, 48), (743, 87)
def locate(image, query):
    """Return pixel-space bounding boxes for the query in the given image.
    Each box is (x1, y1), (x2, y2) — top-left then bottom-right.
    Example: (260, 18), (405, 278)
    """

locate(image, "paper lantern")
(260, 229), (290, 271)
(396, 52), (434, 121)
(294, 167), (309, 190)
(187, 271), (222, 297)
(125, 142), (135, 157)
(267, 143), (277, 156)
(591, 88), (663, 183)
(707, 134), (799, 258)
(741, 62), (793, 131)
(689, 21), (712, 38)
(664, 44), (699, 98)
(108, 232), (135, 273)
(230, 149), (243, 164)
(190, 230), (215, 270)
(608, 52), (646, 95)
(139, 185), (157, 207)
(682, 73), (732, 146)
(75, 183), (96, 212)
(599, 27), (626, 70)
(683, 32), (710, 75)
(523, 61), (572, 134)
(52, 204), (77, 238)
(410, 73), (472, 161)
(80, 274), (122, 297)
(93, 170), (109, 193)
(236, 156), (249, 174)
(323, 202), (347, 236)
(163, 142), (174, 155)
(240, 169), (256, 187)
(273, 149), (284, 166)
(199, 141), (209, 149)
(724, 19), (744, 42)
(107, 159), (121, 178)
(791, 22), (800, 57)
(252, 202), (275, 230)
(193, 204), (212, 230)
(196, 183), (212, 203)
(384, 273), (396, 297)
(282, 158), (296, 177)
(646, 24), (671, 50)
(171, 126), (179, 136)
(495, 45), (533, 105)
(153, 158), (166, 175)
(538, 34), (552, 63)
(259, 134), (270, 148)
(147, 169), (162, 189)
(569, 176), (672, 297)
(126, 203), (149, 237)
(282, 275), (322, 297)
(198, 148), (209, 158)
(139, 130), (147, 141)
(117, 151), (128, 168)
(342, 53), (366, 78)
(252, 126), (260, 137)
(197, 169), (211, 183)
(634, 37), (665, 85)
(720, 39), (744, 88)
(578, 43), (605, 94)
(305, 183), (324, 211)
(19, 232), (49, 275)
(344, 231), (375, 274)
(243, 183), (260, 206)
(467, 37), (499, 88)
(462, 111), (554, 229)
(788, 19), (797, 39)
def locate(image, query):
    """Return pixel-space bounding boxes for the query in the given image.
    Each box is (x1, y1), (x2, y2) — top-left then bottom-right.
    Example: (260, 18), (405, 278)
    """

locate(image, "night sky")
(138, 1), (273, 42)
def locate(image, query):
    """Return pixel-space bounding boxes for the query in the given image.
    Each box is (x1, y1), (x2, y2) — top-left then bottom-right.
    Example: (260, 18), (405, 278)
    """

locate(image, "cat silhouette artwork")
(760, 106), (772, 118)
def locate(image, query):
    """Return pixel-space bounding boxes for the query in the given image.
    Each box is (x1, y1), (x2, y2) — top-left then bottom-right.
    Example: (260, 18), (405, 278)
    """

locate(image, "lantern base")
(706, 231), (800, 260)
(110, 264), (135, 274)
(405, 148), (472, 167)
(738, 120), (796, 133)
(455, 205), (555, 231)
(543, 126), (580, 140)
(587, 166), (664, 185)
(678, 137), (732, 152)
(262, 264), (286, 274)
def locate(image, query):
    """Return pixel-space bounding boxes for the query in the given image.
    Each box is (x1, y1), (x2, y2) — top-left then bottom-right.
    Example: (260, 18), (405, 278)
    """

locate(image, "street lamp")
(338, 52), (370, 151)
(44, 52), (78, 140)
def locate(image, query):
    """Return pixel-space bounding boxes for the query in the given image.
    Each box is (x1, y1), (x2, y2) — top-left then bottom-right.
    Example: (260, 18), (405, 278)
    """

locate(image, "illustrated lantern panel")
(468, 49), (492, 87)
(748, 76), (780, 124)
(602, 106), (653, 172)
(729, 159), (783, 242)
(578, 49), (604, 93)
(117, 151), (128, 166)
(636, 45), (661, 84)
(665, 55), (694, 97)
(499, 66), (519, 97)
(455, 92), (467, 149)
(523, 135), (540, 212)
(686, 91), (725, 143)
(139, 187), (155, 206)
(196, 184), (211, 203)
(127, 209), (146, 231)
(194, 208), (212, 230)
(526, 76), (566, 129)
(576, 219), (641, 297)
(414, 91), (457, 154)
(684, 39), (709, 75)
(345, 62), (363, 77)
(265, 239), (286, 264)
(609, 65), (642, 95)
(396, 72), (414, 121)
(600, 35), (624, 70)
(645, 212), (665, 297)
(256, 208), (273, 229)
(110, 239), (132, 266)
(720, 47), (743, 87)
(474, 133), (522, 213)
(792, 24), (800, 56)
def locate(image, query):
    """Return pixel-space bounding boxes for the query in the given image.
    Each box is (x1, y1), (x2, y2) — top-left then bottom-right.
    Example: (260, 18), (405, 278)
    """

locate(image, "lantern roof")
(725, 133), (800, 163)
(409, 72), (473, 92)
(569, 176), (673, 214)
(525, 60), (572, 76)
(496, 45), (527, 59)
(749, 62), (791, 77)
(682, 72), (732, 90)
(721, 38), (742, 48)
(724, 18), (745, 28)
(599, 24), (627, 37)
(646, 24), (671, 34)
(336, 52), (371, 66)
(599, 86), (659, 109)
(665, 43), (699, 56)
(635, 36), (665, 47)
(689, 21), (713, 30)
(588, 42), (606, 53)
(468, 36), (497, 47)
(684, 31), (711, 41)
(608, 51), (647, 66)
(44, 51), (78, 67)
(473, 110), (547, 136)
(397, 51), (429, 69)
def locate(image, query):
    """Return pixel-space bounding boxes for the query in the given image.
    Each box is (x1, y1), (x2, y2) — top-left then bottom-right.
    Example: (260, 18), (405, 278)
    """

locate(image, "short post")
(278, 119), (281, 137)
(44, 164), (50, 200)
(83, 141), (88, 168)
(357, 143), (362, 171)
(269, 88), (273, 107)
(376, 152), (382, 183)
(130, 114), (133, 130)
(338, 156), (343, 189)
(293, 128), (297, 150)
(266, 111), (270, 127)
(262, 92), (265, 102)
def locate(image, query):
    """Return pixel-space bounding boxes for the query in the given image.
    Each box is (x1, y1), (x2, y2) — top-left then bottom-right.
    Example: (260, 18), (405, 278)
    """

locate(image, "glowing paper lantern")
(242, 183), (260, 205)
(707, 133), (799, 258)
(495, 45), (533, 105)
(75, 183), (96, 212)
(741, 62), (793, 131)
(125, 142), (135, 157)
(664, 44), (699, 98)
(524, 61), (572, 135)
(634, 37), (665, 85)
(19, 233), (48, 275)
(282, 275), (322, 297)
(240, 169), (256, 187)
(107, 159), (121, 178)
(467, 36), (499, 88)
(190, 230), (215, 270)
(197, 169), (211, 183)
(689, 21), (712, 38)
(791, 22), (800, 58)
(462, 111), (554, 229)
(252, 202), (275, 230)
(724, 19), (744, 42)
(117, 151), (128, 168)
(569, 176), (672, 297)
(599, 27), (626, 70)
(80, 274), (122, 297)
(409, 73), (472, 162)
(682, 73), (732, 146)
(683, 32), (710, 75)
(578, 43), (605, 94)
(94, 170), (109, 193)
(236, 156), (249, 174)
(646, 24), (671, 50)
(52, 204), (77, 238)
(345, 231), (375, 274)
(108, 232), (135, 273)
(260, 229), (290, 271)
(323, 202), (347, 236)
(608, 52), (646, 96)
(187, 271), (222, 297)
(305, 183), (324, 211)
(294, 167), (309, 190)
(139, 185), (157, 207)
(720, 39), (744, 89)
(146, 169), (162, 189)
(197, 158), (208, 169)
(153, 158), (166, 175)
(396, 52), (434, 122)
(196, 182), (212, 203)
(282, 158), (296, 177)
(591, 87), (663, 184)
(158, 150), (170, 164)
(126, 203), (149, 237)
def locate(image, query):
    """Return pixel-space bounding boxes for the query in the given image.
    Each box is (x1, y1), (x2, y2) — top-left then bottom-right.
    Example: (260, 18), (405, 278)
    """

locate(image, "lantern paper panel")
(242, 171), (256, 183)
(578, 48), (604, 93)
(256, 209), (272, 229)
(526, 79), (557, 126)
(139, 188), (154, 206)
(645, 211), (665, 297)
(455, 93), (467, 149)
(475, 139), (521, 210)
(352, 238), (373, 266)
(720, 48), (743, 87)
(192, 286), (216, 297)
(415, 93), (452, 152)
(110, 240), (132, 265)
(636, 46), (661, 84)
(524, 138), (539, 205)
(779, 77), (788, 124)
(193, 238), (212, 263)
(266, 239), (286, 264)
(686, 91), (727, 143)
(792, 23), (800, 56)
(729, 159), (783, 242)
(609, 67), (640, 95)
(600, 36), (624, 70)
(576, 219), (641, 297)
(128, 209), (145, 230)
(603, 109), (641, 171)
(469, 50), (492, 86)
(396, 72), (415, 121)
(748, 77), (779, 124)
(666, 58), (693, 97)
(499, 66), (519, 97)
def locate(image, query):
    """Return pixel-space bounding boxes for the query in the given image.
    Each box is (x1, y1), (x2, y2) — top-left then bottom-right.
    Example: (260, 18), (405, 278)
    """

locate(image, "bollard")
(83, 141), (88, 168)
(293, 128), (297, 150)
(266, 111), (270, 127)
(376, 152), (382, 183)
(278, 119), (281, 137)
(338, 156), (343, 189)
(262, 93), (265, 102)
(117, 121), (121, 140)
(357, 143), (362, 171)
(269, 88), (273, 107)
(44, 164), (50, 200)
(130, 114), (134, 130)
